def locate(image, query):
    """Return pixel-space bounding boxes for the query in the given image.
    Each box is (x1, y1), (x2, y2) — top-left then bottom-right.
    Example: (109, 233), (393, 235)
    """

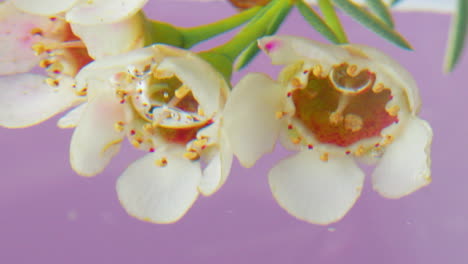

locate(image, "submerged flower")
(72, 45), (232, 223)
(224, 35), (432, 225)
(0, 1), (146, 128)
(11, 0), (148, 25)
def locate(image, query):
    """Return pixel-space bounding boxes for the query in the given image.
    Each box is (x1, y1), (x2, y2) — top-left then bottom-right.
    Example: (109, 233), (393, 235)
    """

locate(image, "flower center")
(290, 63), (398, 148)
(129, 73), (212, 146)
(31, 19), (93, 92)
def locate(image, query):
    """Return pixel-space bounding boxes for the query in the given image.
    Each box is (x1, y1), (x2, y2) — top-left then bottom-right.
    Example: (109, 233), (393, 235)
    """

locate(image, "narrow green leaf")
(234, 4), (292, 70)
(389, 0), (402, 6)
(444, 0), (468, 72)
(365, 0), (394, 28)
(317, 0), (349, 43)
(296, 0), (341, 44)
(331, 0), (412, 50)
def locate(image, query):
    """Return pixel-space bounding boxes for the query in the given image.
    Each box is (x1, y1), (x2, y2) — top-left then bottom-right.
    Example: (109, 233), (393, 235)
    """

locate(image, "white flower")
(11, 0), (148, 25)
(224, 35), (432, 225)
(72, 44), (233, 223)
(0, 1), (146, 128)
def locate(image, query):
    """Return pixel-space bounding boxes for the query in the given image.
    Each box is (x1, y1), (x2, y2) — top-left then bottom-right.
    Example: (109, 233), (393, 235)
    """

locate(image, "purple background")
(1, 1), (467, 263)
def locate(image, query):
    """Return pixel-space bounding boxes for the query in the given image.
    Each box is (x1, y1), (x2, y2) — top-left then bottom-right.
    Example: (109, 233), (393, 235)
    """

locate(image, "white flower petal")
(0, 2), (49, 74)
(66, 0), (148, 25)
(224, 73), (283, 168)
(199, 133), (233, 196)
(156, 51), (227, 117)
(372, 117), (432, 198)
(258, 35), (347, 66)
(344, 44), (421, 113)
(116, 152), (202, 224)
(70, 13), (145, 60)
(57, 102), (87, 128)
(12, 0), (79, 16)
(70, 91), (125, 177)
(0, 74), (82, 128)
(269, 151), (365, 225)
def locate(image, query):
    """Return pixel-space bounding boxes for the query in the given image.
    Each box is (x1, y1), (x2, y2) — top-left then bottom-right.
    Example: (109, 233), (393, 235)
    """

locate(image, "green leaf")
(389, 0), (402, 6)
(331, 0), (412, 50)
(234, 3), (292, 70)
(365, 0), (394, 28)
(317, 0), (348, 43)
(296, 0), (341, 44)
(444, 0), (468, 72)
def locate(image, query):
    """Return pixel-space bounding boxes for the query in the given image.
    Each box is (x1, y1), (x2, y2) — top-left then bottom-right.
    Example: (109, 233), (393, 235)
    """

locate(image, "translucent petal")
(269, 151), (365, 225)
(57, 103), (87, 128)
(70, 90), (125, 177)
(116, 152), (202, 224)
(372, 117), (432, 198)
(258, 35), (347, 66)
(66, 0), (148, 25)
(70, 13), (145, 59)
(199, 133), (233, 196)
(224, 73), (284, 168)
(156, 52), (228, 117)
(0, 74), (81, 128)
(12, 0), (78, 16)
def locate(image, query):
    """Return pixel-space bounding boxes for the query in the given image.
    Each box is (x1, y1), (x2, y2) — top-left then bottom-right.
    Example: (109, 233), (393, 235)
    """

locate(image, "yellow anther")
(275, 111), (285, 119)
(75, 88), (87, 96)
(183, 150), (200, 161)
(175, 85), (190, 99)
(194, 138), (208, 148)
(312, 65), (322, 77)
(39, 59), (53, 68)
(291, 78), (303, 89)
(197, 107), (205, 117)
(372, 83), (385, 93)
(32, 43), (46, 55)
(47, 62), (63, 74)
(329, 112), (343, 126)
(386, 105), (400, 117)
(344, 114), (363, 132)
(346, 65), (358, 77)
(354, 145), (366, 157)
(30, 28), (43, 36)
(381, 135), (394, 146)
(114, 121), (125, 132)
(45, 78), (59, 87)
(291, 136), (302, 144)
(320, 152), (329, 162)
(131, 139), (142, 148)
(155, 157), (168, 167)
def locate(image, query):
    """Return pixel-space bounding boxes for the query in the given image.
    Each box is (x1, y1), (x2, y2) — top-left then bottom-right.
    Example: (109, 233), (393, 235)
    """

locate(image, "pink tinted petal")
(70, 90), (125, 177)
(0, 74), (82, 128)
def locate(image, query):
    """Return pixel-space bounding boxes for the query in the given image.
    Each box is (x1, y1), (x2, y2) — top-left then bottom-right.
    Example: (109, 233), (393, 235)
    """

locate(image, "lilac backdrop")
(1, 1), (467, 263)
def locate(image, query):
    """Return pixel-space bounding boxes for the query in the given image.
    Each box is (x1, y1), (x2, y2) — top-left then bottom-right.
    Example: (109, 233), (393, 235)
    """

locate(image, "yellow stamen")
(291, 136), (301, 144)
(291, 78), (302, 89)
(372, 83), (385, 93)
(344, 114), (363, 132)
(175, 85), (190, 99)
(346, 65), (358, 77)
(320, 153), (329, 162)
(183, 150), (200, 161)
(45, 78), (59, 87)
(386, 105), (400, 117)
(312, 65), (322, 77)
(114, 121), (125, 132)
(155, 157), (168, 167)
(275, 111), (285, 119)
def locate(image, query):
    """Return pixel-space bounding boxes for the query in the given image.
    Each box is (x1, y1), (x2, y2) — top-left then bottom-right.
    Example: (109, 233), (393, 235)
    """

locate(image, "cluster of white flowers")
(0, 0), (435, 225)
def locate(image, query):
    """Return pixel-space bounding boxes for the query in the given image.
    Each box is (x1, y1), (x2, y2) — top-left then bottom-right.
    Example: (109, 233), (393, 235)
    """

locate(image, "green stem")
(318, 0), (349, 43)
(203, 0), (293, 67)
(180, 6), (262, 49)
(146, 6), (261, 49)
